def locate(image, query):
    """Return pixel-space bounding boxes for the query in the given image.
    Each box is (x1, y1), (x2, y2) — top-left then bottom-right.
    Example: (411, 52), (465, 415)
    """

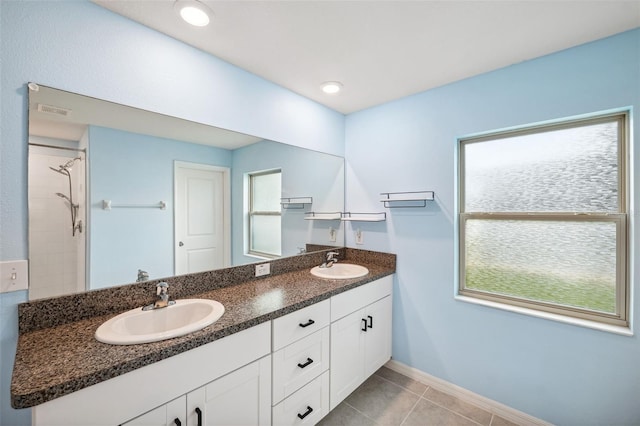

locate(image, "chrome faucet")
(142, 282), (176, 310)
(137, 269), (149, 282)
(320, 251), (340, 268)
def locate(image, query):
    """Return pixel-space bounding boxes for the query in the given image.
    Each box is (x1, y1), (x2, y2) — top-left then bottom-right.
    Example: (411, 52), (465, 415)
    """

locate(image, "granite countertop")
(11, 249), (395, 409)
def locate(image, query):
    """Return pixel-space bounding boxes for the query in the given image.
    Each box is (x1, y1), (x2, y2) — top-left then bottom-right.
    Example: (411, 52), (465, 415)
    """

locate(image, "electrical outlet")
(355, 229), (364, 245)
(329, 226), (337, 242)
(255, 263), (270, 277)
(0, 260), (29, 293)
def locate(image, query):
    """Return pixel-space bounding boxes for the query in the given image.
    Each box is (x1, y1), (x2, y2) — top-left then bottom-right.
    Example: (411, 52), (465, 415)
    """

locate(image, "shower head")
(62, 157), (82, 170)
(55, 192), (72, 203)
(50, 157), (82, 175)
(49, 166), (68, 176)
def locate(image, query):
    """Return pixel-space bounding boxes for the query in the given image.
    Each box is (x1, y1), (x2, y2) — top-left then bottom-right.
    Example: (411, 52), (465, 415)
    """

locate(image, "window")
(248, 169), (281, 257)
(458, 112), (629, 327)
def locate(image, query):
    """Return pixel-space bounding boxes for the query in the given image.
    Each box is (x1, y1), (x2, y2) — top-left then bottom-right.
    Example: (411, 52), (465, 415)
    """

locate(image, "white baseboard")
(384, 359), (552, 426)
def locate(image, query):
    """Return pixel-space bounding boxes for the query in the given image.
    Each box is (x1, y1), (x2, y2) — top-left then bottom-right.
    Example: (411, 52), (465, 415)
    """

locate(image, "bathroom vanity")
(12, 249), (395, 426)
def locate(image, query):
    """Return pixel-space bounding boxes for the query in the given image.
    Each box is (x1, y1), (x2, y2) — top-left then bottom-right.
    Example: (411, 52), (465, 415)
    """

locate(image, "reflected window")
(248, 169), (281, 257)
(458, 111), (629, 327)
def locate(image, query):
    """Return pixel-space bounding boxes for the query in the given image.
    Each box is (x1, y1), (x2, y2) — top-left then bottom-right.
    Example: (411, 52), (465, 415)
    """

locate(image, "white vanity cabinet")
(271, 299), (331, 426)
(122, 356), (271, 426)
(32, 322), (272, 426)
(30, 274), (394, 426)
(329, 275), (393, 410)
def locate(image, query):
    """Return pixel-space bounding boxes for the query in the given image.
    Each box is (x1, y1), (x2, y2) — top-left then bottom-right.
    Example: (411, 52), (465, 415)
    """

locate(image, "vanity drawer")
(272, 371), (330, 426)
(272, 327), (329, 404)
(272, 299), (330, 351)
(331, 275), (392, 321)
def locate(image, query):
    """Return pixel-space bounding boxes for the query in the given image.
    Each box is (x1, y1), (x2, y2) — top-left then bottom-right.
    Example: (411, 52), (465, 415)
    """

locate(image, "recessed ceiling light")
(175, 0), (212, 27)
(321, 81), (343, 94)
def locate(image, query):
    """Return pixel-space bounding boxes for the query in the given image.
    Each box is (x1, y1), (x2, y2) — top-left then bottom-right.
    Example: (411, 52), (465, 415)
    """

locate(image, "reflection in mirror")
(28, 84), (345, 300)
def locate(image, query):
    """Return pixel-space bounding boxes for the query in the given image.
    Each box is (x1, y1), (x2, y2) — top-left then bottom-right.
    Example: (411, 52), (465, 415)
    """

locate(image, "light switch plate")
(0, 260), (29, 293)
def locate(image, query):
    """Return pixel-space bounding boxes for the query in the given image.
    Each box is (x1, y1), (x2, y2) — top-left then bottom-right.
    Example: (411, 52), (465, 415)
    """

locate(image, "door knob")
(179, 241), (184, 247)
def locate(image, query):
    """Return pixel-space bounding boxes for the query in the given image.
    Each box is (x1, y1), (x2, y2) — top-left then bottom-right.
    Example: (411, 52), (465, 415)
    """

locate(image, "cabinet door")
(121, 396), (185, 426)
(329, 308), (366, 410)
(186, 356), (271, 426)
(363, 296), (392, 378)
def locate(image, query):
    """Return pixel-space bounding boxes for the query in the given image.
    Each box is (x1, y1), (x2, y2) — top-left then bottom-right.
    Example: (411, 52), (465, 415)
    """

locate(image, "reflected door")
(175, 162), (230, 275)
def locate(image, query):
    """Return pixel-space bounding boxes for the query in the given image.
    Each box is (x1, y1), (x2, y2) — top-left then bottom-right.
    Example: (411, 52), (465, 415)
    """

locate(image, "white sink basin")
(95, 299), (225, 345)
(310, 263), (369, 279)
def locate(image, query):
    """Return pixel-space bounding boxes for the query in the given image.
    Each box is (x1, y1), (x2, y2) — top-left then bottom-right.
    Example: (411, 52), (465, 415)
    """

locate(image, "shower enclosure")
(50, 156), (83, 236)
(28, 143), (87, 300)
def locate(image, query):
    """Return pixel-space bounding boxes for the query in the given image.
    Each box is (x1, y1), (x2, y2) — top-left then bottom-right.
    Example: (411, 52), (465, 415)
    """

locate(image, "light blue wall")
(89, 126), (232, 288)
(0, 1), (344, 424)
(345, 29), (640, 424)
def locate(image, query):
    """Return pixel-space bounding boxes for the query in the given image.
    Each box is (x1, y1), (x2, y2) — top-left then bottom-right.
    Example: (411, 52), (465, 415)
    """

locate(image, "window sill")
(245, 252), (279, 261)
(455, 295), (633, 336)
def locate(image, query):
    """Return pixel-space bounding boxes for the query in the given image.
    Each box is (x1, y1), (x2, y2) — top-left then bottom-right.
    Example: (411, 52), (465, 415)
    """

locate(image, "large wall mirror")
(27, 84), (344, 301)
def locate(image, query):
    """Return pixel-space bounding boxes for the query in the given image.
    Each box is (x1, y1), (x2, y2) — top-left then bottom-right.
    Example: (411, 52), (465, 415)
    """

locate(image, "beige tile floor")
(318, 366), (520, 426)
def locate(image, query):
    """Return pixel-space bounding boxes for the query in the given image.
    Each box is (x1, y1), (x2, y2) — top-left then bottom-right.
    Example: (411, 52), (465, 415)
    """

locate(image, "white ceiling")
(94, 0), (640, 114)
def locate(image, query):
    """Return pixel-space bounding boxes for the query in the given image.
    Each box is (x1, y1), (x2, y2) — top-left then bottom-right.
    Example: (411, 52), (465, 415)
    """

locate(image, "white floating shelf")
(380, 191), (435, 208)
(341, 212), (386, 222)
(304, 212), (342, 221)
(102, 200), (166, 210)
(281, 197), (313, 209)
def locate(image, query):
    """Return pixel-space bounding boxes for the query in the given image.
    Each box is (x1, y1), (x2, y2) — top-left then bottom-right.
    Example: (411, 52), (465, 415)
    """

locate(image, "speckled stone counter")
(11, 248), (395, 409)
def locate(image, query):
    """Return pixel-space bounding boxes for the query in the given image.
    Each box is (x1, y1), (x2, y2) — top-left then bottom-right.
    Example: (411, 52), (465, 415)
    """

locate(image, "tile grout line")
(373, 371), (429, 398)
(376, 370), (488, 426)
(419, 390), (486, 426)
(332, 368), (517, 426)
(385, 361), (534, 426)
(398, 386), (429, 426)
(343, 374), (426, 426)
(343, 400), (383, 425)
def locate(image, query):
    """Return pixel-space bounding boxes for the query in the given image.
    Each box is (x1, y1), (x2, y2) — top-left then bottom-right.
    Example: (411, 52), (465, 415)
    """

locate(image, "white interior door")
(175, 162), (230, 275)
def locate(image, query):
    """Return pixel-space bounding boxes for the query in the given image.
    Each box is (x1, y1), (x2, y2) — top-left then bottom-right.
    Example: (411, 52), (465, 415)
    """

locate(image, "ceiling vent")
(37, 103), (71, 117)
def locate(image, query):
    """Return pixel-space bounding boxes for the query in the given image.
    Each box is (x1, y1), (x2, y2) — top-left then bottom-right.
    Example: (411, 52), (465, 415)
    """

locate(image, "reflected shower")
(50, 157), (82, 236)
(49, 157), (81, 174)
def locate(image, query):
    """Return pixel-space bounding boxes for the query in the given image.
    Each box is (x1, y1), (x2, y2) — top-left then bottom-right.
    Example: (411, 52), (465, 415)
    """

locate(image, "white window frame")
(247, 169), (281, 258)
(457, 111), (630, 328)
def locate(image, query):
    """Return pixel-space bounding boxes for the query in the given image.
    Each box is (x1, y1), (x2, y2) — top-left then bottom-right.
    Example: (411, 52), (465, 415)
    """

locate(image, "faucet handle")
(156, 281), (168, 296)
(137, 269), (149, 282)
(327, 251), (340, 261)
